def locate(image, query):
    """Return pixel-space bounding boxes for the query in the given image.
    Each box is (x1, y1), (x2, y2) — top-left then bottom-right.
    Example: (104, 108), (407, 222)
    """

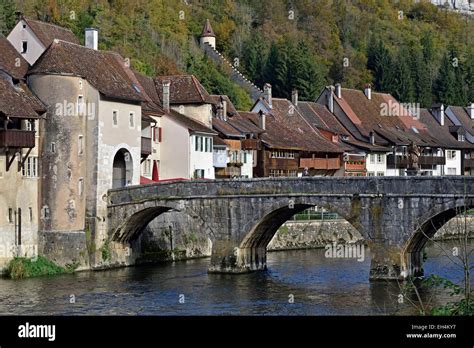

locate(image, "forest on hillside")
(0, 0), (473, 110)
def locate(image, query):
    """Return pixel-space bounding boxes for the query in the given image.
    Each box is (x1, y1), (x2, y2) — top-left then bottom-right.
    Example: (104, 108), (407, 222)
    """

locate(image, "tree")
(411, 47), (433, 108)
(391, 46), (415, 103)
(0, 0), (17, 36)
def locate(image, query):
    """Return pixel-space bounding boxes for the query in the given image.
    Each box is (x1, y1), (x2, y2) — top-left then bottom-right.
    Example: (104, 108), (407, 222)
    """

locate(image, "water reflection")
(0, 241), (471, 315)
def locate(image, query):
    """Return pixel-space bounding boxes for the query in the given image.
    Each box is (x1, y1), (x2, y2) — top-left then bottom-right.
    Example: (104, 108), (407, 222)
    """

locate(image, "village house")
(294, 90), (388, 176)
(250, 84), (348, 177)
(211, 95), (261, 178)
(7, 13), (80, 65)
(316, 84), (446, 176)
(418, 106), (474, 175)
(132, 72), (217, 180)
(25, 31), (145, 266)
(444, 104), (474, 175)
(0, 35), (46, 269)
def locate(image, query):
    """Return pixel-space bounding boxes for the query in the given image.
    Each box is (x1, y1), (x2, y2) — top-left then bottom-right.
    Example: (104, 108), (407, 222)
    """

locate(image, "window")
(269, 169), (285, 177)
(129, 112), (135, 128)
(243, 151), (247, 164)
(376, 154), (384, 164)
(367, 172), (375, 176)
(458, 134), (465, 142)
(447, 168), (456, 175)
(29, 207), (33, 221)
(144, 159), (151, 175)
(25, 120), (33, 131)
(447, 150), (456, 160)
(194, 169), (205, 178)
(77, 95), (84, 115)
(112, 110), (118, 126)
(51, 142), (56, 153)
(22, 156), (38, 177)
(270, 151), (295, 159)
(205, 137), (209, 152)
(79, 80), (83, 90)
(78, 178), (84, 196)
(288, 170), (297, 177)
(78, 135), (84, 155)
(376, 172), (384, 176)
(209, 138), (213, 152)
(8, 208), (13, 223)
(369, 154), (375, 164)
(21, 40), (28, 54)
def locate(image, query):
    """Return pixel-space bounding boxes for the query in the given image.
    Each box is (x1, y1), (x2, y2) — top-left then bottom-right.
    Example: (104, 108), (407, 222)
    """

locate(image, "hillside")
(0, 0), (473, 109)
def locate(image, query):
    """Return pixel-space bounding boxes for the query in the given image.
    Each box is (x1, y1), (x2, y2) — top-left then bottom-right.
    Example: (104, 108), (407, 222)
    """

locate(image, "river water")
(0, 240), (471, 315)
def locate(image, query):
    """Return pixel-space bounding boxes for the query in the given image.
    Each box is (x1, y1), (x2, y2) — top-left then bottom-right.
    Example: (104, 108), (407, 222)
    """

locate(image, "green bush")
(6, 256), (73, 280)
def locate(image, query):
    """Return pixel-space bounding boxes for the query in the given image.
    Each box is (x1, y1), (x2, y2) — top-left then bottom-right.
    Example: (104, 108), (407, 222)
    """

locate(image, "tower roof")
(201, 19), (215, 38)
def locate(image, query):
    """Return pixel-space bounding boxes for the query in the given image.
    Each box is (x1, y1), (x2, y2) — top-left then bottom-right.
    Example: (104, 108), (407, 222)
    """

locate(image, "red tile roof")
(155, 75), (214, 105)
(29, 40), (144, 102)
(0, 35), (28, 79)
(0, 76), (45, 118)
(23, 17), (80, 47)
(201, 19), (216, 38)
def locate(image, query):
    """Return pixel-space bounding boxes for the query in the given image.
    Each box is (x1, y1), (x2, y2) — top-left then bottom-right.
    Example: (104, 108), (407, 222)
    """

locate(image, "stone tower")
(200, 19), (216, 49)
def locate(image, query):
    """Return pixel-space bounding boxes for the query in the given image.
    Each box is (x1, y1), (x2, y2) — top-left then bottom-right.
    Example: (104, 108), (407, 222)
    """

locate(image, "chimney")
(264, 83), (272, 109)
(433, 104), (445, 126)
(468, 102), (474, 120)
(335, 83), (342, 98)
(219, 96), (227, 121)
(15, 11), (23, 22)
(364, 84), (371, 100)
(85, 28), (99, 50)
(326, 86), (334, 113)
(258, 110), (266, 131)
(369, 131), (375, 145)
(162, 80), (171, 112)
(291, 90), (298, 107)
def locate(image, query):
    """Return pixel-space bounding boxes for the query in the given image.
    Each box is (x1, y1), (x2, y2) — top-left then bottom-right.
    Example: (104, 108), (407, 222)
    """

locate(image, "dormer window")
(21, 40), (28, 54)
(458, 134), (465, 142)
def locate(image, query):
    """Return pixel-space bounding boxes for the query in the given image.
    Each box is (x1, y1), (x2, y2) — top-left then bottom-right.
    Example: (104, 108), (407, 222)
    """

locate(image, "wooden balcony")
(141, 136), (152, 156)
(464, 158), (474, 169)
(0, 129), (35, 148)
(300, 157), (341, 170)
(241, 139), (260, 150)
(345, 162), (365, 171)
(387, 154), (445, 168)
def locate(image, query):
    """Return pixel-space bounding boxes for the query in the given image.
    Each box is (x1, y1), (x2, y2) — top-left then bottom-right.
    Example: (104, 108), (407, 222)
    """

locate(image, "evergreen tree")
(0, 0), (17, 36)
(411, 46), (432, 107)
(434, 51), (458, 105)
(391, 46), (415, 103)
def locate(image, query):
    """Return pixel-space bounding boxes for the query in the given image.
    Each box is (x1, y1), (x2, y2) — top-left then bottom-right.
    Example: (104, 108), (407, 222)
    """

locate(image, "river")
(0, 240), (471, 315)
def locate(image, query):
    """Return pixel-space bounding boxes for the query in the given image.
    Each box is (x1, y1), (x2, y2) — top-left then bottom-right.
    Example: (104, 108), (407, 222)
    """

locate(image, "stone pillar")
(369, 242), (406, 280)
(208, 240), (267, 273)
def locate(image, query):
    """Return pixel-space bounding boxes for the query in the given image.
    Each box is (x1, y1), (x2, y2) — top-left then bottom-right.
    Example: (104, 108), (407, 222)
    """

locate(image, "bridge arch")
(233, 197), (367, 273)
(403, 198), (474, 277)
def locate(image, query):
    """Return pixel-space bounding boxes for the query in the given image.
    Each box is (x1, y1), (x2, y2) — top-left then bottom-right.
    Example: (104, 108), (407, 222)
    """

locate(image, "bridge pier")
(208, 241), (267, 273)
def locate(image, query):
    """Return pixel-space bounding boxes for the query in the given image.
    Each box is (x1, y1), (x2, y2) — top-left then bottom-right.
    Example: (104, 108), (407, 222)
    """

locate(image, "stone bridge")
(106, 177), (474, 280)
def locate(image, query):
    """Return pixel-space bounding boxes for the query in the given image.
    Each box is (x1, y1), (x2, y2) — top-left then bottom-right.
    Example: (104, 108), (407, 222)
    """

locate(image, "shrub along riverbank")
(6, 256), (76, 280)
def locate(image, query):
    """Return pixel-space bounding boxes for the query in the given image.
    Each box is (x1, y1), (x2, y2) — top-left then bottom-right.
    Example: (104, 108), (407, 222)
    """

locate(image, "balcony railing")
(141, 136), (152, 156)
(345, 162), (366, 171)
(300, 157), (340, 170)
(0, 129), (35, 148)
(387, 154), (446, 168)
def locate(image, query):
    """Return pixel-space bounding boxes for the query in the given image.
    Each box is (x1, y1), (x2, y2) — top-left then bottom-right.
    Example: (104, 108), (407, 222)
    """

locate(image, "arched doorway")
(112, 149), (133, 189)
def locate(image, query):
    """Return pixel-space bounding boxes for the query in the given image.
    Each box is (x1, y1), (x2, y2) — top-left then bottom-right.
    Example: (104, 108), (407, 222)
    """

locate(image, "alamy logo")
(18, 322), (56, 341)
(325, 242), (365, 262)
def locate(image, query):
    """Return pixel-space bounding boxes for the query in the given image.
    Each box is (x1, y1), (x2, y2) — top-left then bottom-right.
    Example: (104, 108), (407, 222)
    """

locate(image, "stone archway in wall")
(404, 200), (474, 277)
(112, 148), (133, 189)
